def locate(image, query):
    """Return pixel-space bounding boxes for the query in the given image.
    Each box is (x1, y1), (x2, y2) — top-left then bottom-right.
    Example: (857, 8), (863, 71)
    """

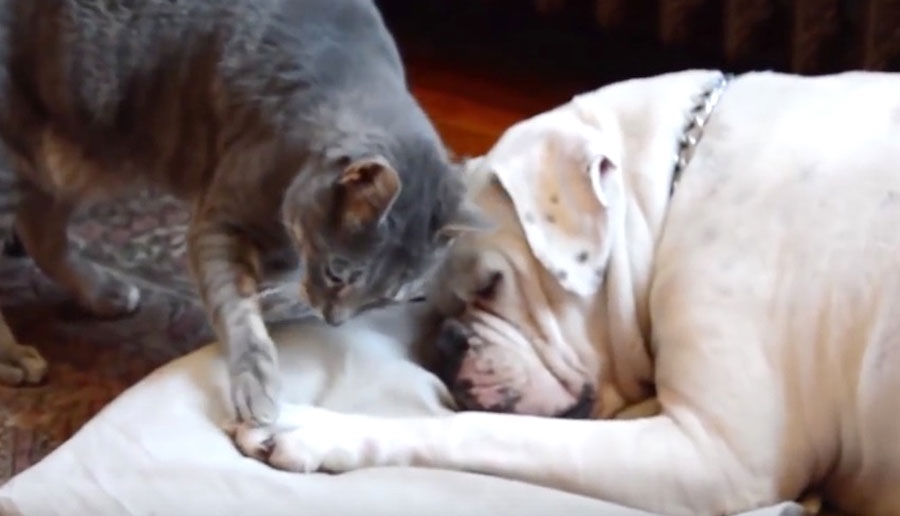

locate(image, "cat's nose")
(323, 305), (349, 326)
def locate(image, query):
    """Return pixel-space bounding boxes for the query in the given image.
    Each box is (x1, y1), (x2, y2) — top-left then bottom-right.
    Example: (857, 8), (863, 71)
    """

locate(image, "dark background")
(377, 0), (898, 88)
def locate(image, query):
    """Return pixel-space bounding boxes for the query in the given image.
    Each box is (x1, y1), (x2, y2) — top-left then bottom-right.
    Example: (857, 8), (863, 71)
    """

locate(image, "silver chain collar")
(669, 72), (734, 196)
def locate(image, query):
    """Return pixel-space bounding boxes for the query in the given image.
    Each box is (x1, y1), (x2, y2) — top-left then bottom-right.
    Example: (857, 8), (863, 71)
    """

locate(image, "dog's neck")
(576, 71), (730, 405)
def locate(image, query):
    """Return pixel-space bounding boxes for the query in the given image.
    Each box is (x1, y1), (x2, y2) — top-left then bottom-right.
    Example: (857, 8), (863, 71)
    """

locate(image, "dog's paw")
(0, 342), (47, 386)
(227, 405), (380, 473)
(225, 420), (274, 461)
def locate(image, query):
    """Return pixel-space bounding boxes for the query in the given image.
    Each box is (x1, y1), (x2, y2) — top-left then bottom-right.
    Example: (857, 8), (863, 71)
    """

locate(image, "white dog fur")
(230, 70), (900, 516)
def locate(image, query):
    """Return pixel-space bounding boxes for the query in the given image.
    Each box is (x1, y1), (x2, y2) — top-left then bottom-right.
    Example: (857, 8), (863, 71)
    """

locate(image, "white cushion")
(0, 303), (803, 516)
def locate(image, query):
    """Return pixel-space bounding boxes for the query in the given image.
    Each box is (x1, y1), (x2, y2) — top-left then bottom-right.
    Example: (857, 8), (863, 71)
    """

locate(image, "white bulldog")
(230, 70), (900, 516)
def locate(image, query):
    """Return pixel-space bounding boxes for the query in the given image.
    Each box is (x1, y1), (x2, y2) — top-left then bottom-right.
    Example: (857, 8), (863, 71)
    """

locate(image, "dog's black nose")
(436, 319), (470, 358)
(434, 319), (471, 384)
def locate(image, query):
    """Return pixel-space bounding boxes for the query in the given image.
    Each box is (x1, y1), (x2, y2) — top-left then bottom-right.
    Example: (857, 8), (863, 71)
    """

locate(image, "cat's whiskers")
(253, 284), (289, 302)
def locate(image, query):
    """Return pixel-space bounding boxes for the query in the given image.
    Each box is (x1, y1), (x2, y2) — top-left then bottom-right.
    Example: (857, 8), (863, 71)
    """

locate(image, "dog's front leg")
(229, 405), (774, 516)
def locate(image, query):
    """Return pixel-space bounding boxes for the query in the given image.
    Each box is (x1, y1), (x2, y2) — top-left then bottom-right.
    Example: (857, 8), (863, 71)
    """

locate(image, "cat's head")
(282, 148), (485, 326)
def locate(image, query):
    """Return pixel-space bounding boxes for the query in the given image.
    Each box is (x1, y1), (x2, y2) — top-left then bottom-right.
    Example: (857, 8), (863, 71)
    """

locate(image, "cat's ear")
(435, 199), (492, 244)
(335, 156), (402, 231)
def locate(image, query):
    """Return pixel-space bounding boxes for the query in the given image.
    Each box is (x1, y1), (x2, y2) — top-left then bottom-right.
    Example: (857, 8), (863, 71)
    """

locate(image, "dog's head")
(428, 104), (627, 418)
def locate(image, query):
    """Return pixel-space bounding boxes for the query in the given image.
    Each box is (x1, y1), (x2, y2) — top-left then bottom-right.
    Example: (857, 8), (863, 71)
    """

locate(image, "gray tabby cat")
(0, 0), (483, 424)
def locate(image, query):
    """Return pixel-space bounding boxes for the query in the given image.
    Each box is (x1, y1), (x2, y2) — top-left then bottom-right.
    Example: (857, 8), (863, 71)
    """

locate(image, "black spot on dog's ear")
(576, 251), (589, 263)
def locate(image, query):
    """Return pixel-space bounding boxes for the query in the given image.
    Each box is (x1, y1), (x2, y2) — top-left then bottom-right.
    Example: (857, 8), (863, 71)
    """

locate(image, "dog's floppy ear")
(435, 199), (492, 243)
(491, 109), (620, 298)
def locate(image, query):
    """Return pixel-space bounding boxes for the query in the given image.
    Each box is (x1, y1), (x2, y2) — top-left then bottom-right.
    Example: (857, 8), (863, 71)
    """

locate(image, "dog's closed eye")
(475, 271), (502, 300)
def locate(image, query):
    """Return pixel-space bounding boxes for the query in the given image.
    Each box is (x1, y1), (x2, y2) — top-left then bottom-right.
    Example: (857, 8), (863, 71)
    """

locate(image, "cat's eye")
(325, 265), (343, 285)
(325, 259), (347, 285)
(324, 258), (362, 286)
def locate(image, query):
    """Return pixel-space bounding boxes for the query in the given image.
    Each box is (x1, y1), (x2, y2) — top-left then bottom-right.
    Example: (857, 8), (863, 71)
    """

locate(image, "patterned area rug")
(0, 191), (307, 483)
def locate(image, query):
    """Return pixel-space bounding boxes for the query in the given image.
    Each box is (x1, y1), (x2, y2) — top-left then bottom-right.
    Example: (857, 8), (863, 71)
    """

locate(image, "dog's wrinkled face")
(428, 106), (624, 418)
(429, 234), (599, 418)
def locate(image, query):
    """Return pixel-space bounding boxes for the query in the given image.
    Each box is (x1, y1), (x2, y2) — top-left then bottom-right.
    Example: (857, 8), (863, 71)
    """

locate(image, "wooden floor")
(406, 58), (585, 157)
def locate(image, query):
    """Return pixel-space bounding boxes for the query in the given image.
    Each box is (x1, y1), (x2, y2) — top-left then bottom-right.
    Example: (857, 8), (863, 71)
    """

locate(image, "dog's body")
(232, 70), (900, 516)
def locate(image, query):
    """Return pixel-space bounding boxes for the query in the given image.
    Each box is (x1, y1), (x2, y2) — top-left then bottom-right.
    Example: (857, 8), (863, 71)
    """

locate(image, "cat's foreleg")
(188, 216), (281, 425)
(16, 188), (141, 317)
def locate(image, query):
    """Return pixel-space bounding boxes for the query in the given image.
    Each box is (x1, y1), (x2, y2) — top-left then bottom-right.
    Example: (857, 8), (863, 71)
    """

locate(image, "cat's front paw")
(77, 272), (141, 318)
(230, 345), (281, 425)
(0, 340), (48, 386)
(227, 405), (380, 473)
